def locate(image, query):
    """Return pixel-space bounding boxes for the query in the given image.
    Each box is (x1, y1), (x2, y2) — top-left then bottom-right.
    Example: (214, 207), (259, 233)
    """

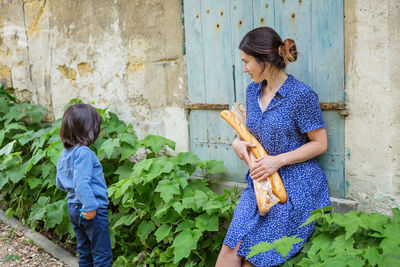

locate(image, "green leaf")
(28, 196), (49, 225)
(202, 160), (225, 174)
(300, 208), (324, 227)
(172, 202), (184, 214)
(142, 134), (176, 153)
(118, 132), (137, 147)
(247, 236), (303, 260)
(99, 138), (120, 159)
(0, 97), (9, 113)
(364, 247), (381, 267)
(27, 177), (42, 189)
(0, 131), (4, 147)
(120, 143), (138, 161)
(46, 142), (63, 166)
(176, 152), (201, 167)
(112, 213), (138, 229)
(115, 163), (135, 181)
(172, 170), (189, 189)
(0, 175), (9, 190)
(247, 241), (275, 259)
(4, 122), (27, 133)
(3, 254), (21, 262)
(6, 166), (25, 183)
(175, 220), (195, 233)
(330, 235), (356, 255)
(144, 157), (175, 182)
(324, 255), (364, 267)
(195, 213), (219, 232)
(132, 159), (152, 178)
(113, 178), (133, 199)
(333, 212), (360, 240)
(172, 229), (202, 263)
(155, 179), (180, 203)
(137, 220), (155, 244)
(155, 224), (172, 242)
(0, 140), (15, 156)
(45, 200), (66, 228)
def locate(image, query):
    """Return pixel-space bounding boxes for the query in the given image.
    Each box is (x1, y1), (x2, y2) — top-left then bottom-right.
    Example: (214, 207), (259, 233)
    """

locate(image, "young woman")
(216, 27), (330, 267)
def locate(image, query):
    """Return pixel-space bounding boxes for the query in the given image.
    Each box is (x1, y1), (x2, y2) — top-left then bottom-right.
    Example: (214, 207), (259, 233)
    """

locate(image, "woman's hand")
(81, 209), (97, 220)
(232, 137), (256, 167)
(250, 155), (284, 181)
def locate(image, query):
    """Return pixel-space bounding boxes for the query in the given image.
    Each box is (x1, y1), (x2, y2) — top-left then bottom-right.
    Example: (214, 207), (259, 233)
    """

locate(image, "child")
(56, 103), (112, 266)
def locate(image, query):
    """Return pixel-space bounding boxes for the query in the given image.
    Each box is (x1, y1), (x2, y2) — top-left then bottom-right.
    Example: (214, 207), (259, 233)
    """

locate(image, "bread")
(220, 109), (287, 215)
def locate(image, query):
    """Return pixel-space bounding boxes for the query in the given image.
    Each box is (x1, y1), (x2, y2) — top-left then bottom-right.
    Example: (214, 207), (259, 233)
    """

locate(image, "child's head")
(60, 103), (102, 149)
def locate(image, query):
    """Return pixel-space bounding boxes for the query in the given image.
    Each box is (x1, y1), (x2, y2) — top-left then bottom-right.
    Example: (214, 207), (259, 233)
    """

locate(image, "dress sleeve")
(295, 89), (325, 133)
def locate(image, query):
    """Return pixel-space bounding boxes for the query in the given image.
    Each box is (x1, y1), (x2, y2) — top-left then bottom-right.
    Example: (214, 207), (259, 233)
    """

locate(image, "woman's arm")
(250, 128), (327, 181)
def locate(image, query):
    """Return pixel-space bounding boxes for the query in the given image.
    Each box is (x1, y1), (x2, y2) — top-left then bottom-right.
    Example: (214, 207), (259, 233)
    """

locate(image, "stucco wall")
(345, 0), (400, 214)
(0, 0), (188, 152)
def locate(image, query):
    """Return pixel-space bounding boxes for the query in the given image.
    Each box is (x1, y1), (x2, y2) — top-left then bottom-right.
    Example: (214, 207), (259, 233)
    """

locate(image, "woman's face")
(240, 50), (264, 83)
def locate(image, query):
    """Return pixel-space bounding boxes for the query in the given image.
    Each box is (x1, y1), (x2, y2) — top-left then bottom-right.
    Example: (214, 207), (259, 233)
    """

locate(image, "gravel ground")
(0, 222), (68, 267)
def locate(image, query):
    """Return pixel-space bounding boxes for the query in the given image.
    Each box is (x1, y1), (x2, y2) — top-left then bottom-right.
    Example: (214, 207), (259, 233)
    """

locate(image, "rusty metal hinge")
(319, 102), (349, 116)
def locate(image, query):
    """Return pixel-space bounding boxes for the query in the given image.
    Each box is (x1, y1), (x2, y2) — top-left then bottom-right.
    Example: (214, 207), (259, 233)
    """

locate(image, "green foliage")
(248, 206), (400, 266)
(3, 254), (21, 262)
(0, 94), (239, 266)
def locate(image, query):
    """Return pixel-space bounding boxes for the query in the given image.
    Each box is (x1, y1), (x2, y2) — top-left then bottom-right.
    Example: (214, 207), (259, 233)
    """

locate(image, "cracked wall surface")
(344, 0), (400, 214)
(0, 0), (188, 151)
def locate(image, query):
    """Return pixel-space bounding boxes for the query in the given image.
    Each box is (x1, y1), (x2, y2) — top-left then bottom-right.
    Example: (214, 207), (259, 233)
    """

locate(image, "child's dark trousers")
(68, 203), (112, 267)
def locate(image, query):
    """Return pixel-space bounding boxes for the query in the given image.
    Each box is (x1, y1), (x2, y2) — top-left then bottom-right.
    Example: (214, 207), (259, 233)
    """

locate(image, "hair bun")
(279, 39), (298, 65)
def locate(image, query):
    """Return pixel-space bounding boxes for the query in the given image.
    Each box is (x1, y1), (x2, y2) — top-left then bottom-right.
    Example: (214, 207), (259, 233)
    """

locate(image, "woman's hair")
(60, 103), (102, 149)
(239, 27), (298, 70)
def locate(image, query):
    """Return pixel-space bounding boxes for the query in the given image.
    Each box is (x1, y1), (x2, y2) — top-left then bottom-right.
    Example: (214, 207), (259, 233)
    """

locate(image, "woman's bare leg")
(215, 242), (243, 267)
(242, 260), (255, 267)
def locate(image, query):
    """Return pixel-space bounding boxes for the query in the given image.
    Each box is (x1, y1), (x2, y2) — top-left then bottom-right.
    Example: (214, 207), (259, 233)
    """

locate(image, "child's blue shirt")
(56, 145), (109, 212)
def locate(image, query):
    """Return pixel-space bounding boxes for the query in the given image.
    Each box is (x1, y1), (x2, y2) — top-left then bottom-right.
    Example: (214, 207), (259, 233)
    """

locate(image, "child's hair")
(60, 103), (102, 149)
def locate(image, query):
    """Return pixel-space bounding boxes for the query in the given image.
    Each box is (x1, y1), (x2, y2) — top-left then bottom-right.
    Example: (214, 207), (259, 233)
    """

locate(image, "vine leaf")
(99, 138), (120, 159)
(137, 220), (155, 244)
(247, 235), (303, 260)
(172, 229), (202, 263)
(155, 179), (180, 203)
(142, 134), (176, 153)
(195, 213), (219, 232)
(155, 224), (172, 242)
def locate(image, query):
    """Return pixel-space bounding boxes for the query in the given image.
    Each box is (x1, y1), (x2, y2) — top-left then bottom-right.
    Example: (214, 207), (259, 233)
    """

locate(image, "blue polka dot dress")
(223, 74), (330, 266)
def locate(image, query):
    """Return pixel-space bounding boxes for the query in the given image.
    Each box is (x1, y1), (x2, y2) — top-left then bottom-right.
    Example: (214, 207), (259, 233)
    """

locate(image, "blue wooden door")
(184, 0), (345, 198)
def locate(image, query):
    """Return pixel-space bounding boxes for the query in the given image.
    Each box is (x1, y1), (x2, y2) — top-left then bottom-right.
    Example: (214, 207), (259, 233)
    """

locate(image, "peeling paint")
(24, 0), (47, 38)
(0, 65), (11, 79)
(58, 65), (77, 80)
(77, 62), (94, 78)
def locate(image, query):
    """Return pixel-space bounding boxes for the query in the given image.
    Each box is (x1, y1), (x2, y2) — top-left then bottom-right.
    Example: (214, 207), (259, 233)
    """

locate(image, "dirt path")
(0, 222), (68, 266)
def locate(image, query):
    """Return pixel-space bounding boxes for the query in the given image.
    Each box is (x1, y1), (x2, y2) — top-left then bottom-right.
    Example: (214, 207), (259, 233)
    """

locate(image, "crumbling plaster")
(0, 0), (188, 152)
(344, 0), (400, 214)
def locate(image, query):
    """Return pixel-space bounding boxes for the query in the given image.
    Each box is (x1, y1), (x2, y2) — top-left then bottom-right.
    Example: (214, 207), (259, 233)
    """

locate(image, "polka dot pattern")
(223, 75), (330, 266)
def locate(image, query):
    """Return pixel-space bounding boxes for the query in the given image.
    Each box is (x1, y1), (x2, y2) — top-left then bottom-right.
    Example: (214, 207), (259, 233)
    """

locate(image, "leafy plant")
(0, 93), (239, 266)
(248, 206), (400, 267)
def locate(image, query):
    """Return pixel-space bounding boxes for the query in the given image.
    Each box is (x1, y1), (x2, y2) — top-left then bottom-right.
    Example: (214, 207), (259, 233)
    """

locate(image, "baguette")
(220, 110), (287, 215)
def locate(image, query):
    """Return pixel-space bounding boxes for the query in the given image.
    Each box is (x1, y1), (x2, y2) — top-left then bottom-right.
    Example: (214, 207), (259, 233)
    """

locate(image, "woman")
(216, 27), (330, 267)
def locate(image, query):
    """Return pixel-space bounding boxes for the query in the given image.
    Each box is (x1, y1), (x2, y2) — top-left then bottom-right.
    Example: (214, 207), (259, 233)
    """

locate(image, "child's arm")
(56, 160), (67, 191)
(72, 148), (99, 214)
(56, 174), (66, 191)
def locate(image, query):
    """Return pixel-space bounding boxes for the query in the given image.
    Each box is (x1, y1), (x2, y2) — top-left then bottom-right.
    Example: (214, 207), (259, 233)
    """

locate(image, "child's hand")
(80, 209), (96, 220)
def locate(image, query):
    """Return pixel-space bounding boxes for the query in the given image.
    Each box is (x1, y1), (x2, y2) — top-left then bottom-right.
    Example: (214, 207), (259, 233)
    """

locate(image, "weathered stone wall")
(345, 0), (400, 214)
(0, 0), (188, 152)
